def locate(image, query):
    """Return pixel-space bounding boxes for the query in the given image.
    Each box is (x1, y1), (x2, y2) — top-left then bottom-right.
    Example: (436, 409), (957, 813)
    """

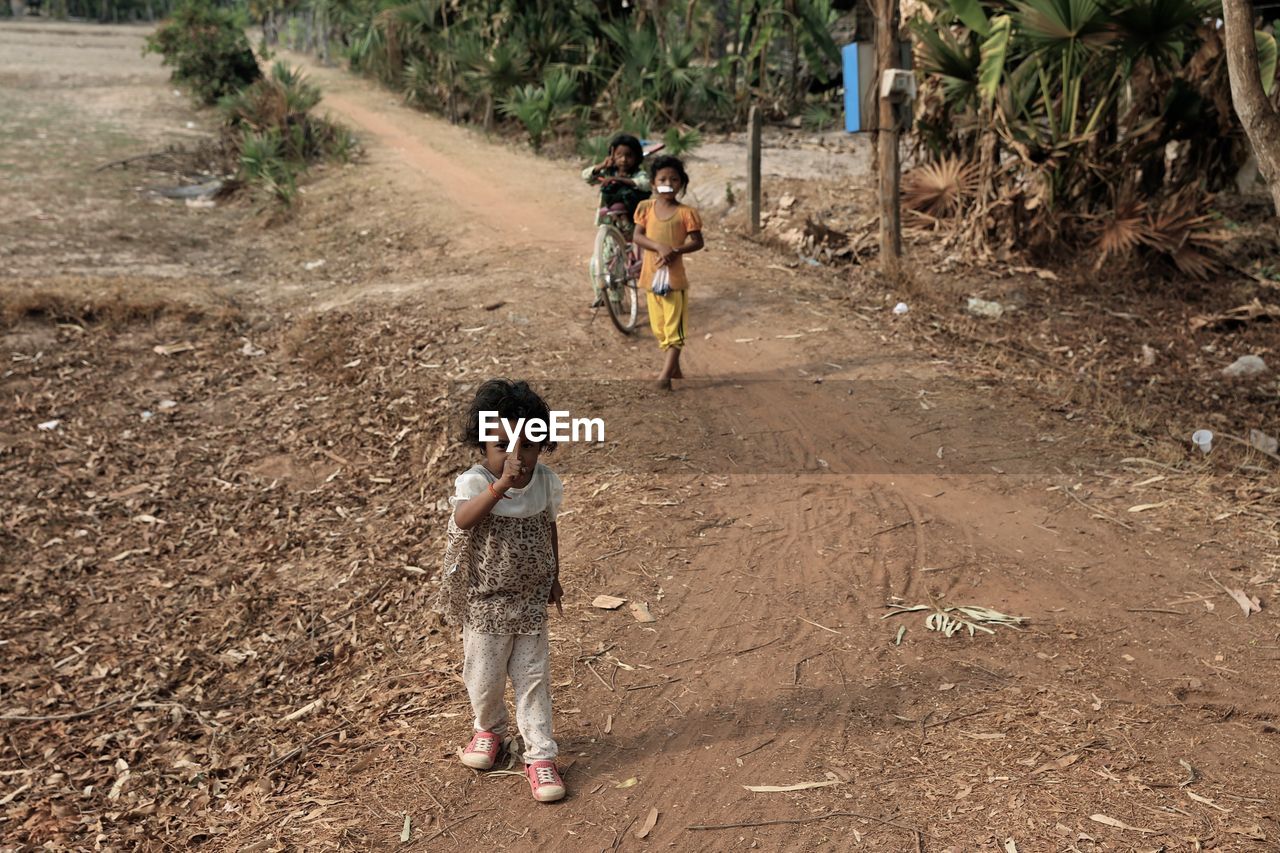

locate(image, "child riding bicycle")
(583, 134), (652, 307)
(583, 133), (652, 235)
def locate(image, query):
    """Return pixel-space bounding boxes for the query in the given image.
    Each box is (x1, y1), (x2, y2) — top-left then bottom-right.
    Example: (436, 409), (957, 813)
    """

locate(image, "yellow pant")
(647, 290), (687, 350)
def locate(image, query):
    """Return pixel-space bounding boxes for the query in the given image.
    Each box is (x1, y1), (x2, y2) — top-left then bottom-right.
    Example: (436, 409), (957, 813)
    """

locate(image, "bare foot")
(662, 348), (682, 382)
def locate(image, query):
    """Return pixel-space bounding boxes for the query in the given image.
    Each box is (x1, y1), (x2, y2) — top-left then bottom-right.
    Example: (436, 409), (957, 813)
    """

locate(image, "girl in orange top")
(632, 156), (705, 390)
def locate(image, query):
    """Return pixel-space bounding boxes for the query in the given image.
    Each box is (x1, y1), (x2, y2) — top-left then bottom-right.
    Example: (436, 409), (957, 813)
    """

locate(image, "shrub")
(145, 0), (261, 105)
(238, 131), (296, 204)
(498, 67), (579, 151)
(578, 134), (611, 162)
(220, 62), (357, 203)
(801, 103), (837, 132)
(662, 126), (703, 157)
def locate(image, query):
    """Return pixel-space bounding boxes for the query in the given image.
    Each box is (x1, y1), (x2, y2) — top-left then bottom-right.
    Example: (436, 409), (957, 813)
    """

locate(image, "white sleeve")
(544, 467), (564, 519)
(449, 467), (490, 508)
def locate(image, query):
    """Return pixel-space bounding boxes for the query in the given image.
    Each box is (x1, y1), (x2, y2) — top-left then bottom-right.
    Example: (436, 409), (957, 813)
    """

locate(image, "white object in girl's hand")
(652, 267), (671, 296)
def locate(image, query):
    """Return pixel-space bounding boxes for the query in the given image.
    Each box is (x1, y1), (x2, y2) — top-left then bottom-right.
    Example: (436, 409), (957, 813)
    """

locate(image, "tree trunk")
(318, 7), (330, 65)
(1222, 0), (1280, 214)
(305, 8), (317, 54)
(264, 10), (278, 47)
(712, 0), (731, 61)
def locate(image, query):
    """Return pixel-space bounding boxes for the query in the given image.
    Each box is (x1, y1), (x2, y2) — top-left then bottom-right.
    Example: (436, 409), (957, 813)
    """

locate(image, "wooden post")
(748, 105), (762, 234)
(876, 0), (902, 269)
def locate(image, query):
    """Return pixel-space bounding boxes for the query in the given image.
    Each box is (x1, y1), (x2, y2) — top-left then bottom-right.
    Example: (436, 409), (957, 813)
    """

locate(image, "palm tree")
(909, 0), (1263, 271)
(458, 36), (533, 130)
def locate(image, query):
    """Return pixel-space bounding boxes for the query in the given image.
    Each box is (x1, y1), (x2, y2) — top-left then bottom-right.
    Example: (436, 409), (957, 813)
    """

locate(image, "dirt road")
(3, 24), (1277, 851)
(272, 50), (1280, 851)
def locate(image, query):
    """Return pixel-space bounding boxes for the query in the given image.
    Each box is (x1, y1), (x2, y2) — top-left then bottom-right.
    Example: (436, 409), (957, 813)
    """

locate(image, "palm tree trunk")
(1222, 0), (1280, 214)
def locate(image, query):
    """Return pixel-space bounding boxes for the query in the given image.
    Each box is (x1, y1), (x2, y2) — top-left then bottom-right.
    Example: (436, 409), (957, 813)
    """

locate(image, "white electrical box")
(880, 69), (917, 102)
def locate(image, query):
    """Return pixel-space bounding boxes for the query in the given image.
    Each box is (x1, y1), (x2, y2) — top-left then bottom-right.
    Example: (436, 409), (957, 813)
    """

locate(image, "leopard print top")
(433, 508), (557, 635)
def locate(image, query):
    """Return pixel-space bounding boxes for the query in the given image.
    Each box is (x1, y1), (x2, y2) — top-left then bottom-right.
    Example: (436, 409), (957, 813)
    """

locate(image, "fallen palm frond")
(1141, 192), (1229, 280)
(1093, 199), (1147, 268)
(882, 600), (1027, 637)
(1086, 190), (1229, 279)
(902, 155), (983, 218)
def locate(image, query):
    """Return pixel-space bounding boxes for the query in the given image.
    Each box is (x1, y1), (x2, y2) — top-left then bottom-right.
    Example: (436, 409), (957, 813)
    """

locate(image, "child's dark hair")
(609, 133), (643, 167)
(462, 379), (556, 451)
(649, 155), (690, 196)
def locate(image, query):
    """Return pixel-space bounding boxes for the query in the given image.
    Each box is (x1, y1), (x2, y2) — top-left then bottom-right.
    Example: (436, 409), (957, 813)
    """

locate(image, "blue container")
(843, 42), (878, 132)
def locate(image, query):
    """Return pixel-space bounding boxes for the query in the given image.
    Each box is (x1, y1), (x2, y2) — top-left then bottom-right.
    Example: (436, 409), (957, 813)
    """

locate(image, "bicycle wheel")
(593, 224), (638, 334)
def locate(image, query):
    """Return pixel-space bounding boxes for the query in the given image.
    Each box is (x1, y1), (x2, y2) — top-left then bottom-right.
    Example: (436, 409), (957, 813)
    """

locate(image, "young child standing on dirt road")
(433, 379), (567, 803)
(633, 155), (704, 389)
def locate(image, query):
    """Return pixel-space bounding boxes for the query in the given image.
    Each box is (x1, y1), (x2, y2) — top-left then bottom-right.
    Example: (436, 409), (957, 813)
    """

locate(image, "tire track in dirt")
(319, 91), (566, 249)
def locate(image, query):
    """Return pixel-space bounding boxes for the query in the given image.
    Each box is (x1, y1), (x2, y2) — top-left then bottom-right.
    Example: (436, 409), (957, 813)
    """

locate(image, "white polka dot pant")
(461, 626), (558, 762)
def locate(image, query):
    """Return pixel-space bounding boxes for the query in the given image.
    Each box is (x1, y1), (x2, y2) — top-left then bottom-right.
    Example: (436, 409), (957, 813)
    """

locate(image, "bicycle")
(590, 207), (643, 334)
(588, 141), (663, 336)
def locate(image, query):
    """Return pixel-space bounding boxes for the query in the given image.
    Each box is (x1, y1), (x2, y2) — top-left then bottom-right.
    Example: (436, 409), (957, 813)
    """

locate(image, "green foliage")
(1258, 30), (1278, 97)
(662, 125), (703, 156)
(141, 2), (353, 206)
(145, 0), (261, 105)
(220, 62), (357, 203)
(907, 0), (1267, 275)
(578, 134), (612, 163)
(976, 14), (1012, 104)
(238, 130), (296, 203)
(618, 113), (653, 141)
(401, 56), (436, 108)
(948, 0), (992, 36)
(499, 66), (580, 151)
(802, 103), (838, 131)
(268, 0), (849, 147)
(913, 21), (982, 106)
(1109, 0), (1218, 71)
(21, 0), (180, 21)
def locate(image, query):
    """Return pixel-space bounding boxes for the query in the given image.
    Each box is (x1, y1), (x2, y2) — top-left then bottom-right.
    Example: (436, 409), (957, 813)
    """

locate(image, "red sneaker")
(460, 731), (500, 770)
(526, 760), (565, 802)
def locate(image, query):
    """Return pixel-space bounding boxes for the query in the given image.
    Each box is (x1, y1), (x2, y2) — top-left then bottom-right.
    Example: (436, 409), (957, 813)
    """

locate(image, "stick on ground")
(688, 809), (920, 839)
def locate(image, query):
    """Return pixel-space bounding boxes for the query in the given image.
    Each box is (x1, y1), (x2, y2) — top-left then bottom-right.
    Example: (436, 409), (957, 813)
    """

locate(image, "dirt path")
(270, 54), (1280, 851)
(2, 25), (1276, 851)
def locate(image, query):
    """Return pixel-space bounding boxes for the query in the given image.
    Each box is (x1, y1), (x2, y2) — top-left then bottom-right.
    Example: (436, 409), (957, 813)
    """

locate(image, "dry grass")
(896, 279), (1280, 545)
(0, 277), (244, 330)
